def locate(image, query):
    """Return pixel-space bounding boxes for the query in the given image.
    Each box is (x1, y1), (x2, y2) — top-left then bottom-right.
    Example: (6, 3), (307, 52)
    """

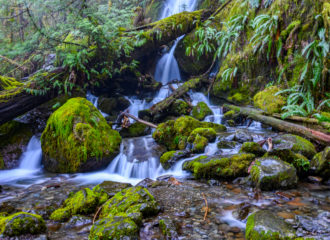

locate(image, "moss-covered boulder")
(90, 187), (159, 240)
(183, 153), (255, 179)
(250, 157), (298, 190)
(0, 121), (33, 169)
(217, 140), (238, 149)
(160, 150), (190, 170)
(266, 134), (317, 162)
(89, 213), (139, 240)
(153, 116), (226, 150)
(0, 212), (46, 237)
(240, 142), (266, 157)
(50, 186), (108, 222)
(41, 97), (122, 173)
(120, 122), (150, 138)
(170, 99), (190, 116)
(253, 86), (286, 114)
(191, 102), (213, 121)
(188, 128), (217, 143)
(246, 210), (296, 240)
(311, 147), (330, 179)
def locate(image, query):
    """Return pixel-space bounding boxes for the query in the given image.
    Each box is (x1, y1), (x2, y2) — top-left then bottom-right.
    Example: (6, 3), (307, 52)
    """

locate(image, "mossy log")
(150, 77), (207, 118)
(225, 104), (330, 146)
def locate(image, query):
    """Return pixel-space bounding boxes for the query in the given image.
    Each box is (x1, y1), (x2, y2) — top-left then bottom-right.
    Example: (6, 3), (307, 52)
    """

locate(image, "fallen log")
(225, 104), (330, 146)
(272, 113), (330, 130)
(118, 111), (158, 129)
(169, 84), (192, 107)
(150, 77), (207, 117)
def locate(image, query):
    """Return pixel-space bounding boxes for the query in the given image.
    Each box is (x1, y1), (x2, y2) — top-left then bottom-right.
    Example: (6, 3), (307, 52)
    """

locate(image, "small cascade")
(125, 97), (147, 118)
(0, 136), (42, 185)
(86, 91), (108, 117)
(160, 0), (198, 19)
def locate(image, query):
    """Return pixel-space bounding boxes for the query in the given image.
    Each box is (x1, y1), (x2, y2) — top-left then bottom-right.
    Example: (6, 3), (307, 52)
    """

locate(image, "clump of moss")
(253, 86), (286, 114)
(89, 187), (159, 239)
(50, 186), (109, 222)
(191, 102), (213, 120)
(120, 122), (149, 138)
(0, 212), (46, 237)
(41, 97), (122, 173)
(170, 100), (190, 116)
(188, 128), (217, 143)
(153, 116), (226, 150)
(240, 142), (266, 157)
(0, 76), (23, 91)
(160, 151), (176, 169)
(183, 153), (255, 179)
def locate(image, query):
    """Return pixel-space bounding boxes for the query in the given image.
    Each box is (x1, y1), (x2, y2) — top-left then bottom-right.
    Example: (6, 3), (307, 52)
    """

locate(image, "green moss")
(50, 187), (108, 222)
(191, 102), (213, 120)
(223, 110), (236, 119)
(240, 142), (266, 157)
(145, 0), (163, 22)
(293, 154), (310, 175)
(192, 134), (209, 153)
(282, 134), (316, 159)
(0, 153), (4, 170)
(170, 100), (190, 116)
(183, 153), (255, 179)
(280, 20), (301, 40)
(0, 212), (46, 237)
(160, 151), (176, 169)
(310, 147), (330, 179)
(153, 116), (226, 150)
(41, 97), (122, 173)
(188, 128), (217, 143)
(0, 76), (23, 91)
(253, 86), (286, 114)
(120, 122), (148, 138)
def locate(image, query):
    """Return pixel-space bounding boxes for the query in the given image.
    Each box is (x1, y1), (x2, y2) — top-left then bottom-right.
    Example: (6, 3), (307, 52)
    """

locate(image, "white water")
(86, 91), (109, 117)
(160, 0), (198, 19)
(0, 136), (42, 185)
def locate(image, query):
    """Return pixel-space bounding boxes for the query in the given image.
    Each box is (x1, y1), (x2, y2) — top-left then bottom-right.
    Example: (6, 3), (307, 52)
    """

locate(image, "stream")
(0, 0), (329, 239)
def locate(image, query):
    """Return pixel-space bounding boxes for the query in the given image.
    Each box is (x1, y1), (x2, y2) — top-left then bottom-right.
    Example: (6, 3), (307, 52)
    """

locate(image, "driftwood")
(118, 111), (158, 129)
(225, 104), (330, 146)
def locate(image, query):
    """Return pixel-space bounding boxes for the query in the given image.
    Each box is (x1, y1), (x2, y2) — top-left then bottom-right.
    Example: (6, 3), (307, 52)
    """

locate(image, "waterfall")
(86, 91), (108, 117)
(160, 0), (198, 19)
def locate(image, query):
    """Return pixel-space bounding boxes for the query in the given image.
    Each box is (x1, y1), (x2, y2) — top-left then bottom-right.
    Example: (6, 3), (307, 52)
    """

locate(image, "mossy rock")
(183, 153), (255, 179)
(250, 157), (298, 191)
(0, 212), (46, 237)
(153, 116), (226, 150)
(41, 98), (122, 173)
(188, 128), (217, 143)
(89, 213), (139, 240)
(234, 129), (253, 143)
(160, 150), (190, 170)
(293, 154), (310, 177)
(246, 210), (296, 240)
(98, 96), (130, 116)
(159, 217), (179, 239)
(170, 100), (190, 116)
(120, 122), (150, 138)
(267, 134), (316, 162)
(253, 86), (286, 114)
(191, 102), (213, 121)
(240, 142), (266, 157)
(100, 187), (159, 219)
(50, 186), (109, 222)
(98, 181), (133, 198)
(0, 121), (33, 169)
(191, 134), (209, 153)
(217, 141), (238, 149)
(310, 147), (330, 179)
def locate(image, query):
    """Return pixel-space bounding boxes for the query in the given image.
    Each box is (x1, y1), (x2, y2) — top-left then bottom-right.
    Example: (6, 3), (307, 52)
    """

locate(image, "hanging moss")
(41, 97), (122, 173)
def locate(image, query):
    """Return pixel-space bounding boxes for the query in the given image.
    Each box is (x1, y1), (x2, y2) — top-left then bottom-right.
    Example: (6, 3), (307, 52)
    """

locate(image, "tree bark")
(225, 104), (330, 146)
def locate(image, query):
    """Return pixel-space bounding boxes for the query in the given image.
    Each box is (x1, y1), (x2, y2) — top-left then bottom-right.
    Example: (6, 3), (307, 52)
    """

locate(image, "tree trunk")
(225, 104), (330, 146)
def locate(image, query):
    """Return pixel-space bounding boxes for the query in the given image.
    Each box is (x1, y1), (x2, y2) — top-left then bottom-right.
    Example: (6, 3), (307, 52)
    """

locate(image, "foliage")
(221, 67), (238, 84)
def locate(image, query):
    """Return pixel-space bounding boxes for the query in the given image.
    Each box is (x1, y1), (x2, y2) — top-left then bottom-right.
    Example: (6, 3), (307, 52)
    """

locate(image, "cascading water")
(86, 91), (108, 117)
(0, 136), (42, 185)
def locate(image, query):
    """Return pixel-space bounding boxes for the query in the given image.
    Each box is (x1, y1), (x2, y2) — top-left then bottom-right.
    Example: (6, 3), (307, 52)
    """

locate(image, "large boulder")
(183, 153), (255, 179)
(0, 212), (46, 237)
(265, 134), (317, 162)
(90, 187), (159, 239)
(310, 147), (330, 179)
(50, 186), (109, 222)
(191, 102), (213, 121)
(246, 210), (296, 240)
(41, 98), (122, 173)
(253, 86), (286, 114)
(250, 157), (298, 190)
(153, 116), (226, 150)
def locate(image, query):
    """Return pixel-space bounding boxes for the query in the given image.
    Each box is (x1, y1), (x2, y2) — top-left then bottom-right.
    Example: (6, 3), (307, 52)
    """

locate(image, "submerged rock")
(153, 116), (226, 150)
(0, 212), (46, 237)
(183, 153), (255, 179)
(246, 210), (296, 240)
(253, 86), (286, 114)
(41, 97), (122, 173)
(310, 147), (330, 179)
(191, 102), (213, 121)
(50, 186), (108, 222)
(250, 157), (298, 190)
(90, 187), (159, 240)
